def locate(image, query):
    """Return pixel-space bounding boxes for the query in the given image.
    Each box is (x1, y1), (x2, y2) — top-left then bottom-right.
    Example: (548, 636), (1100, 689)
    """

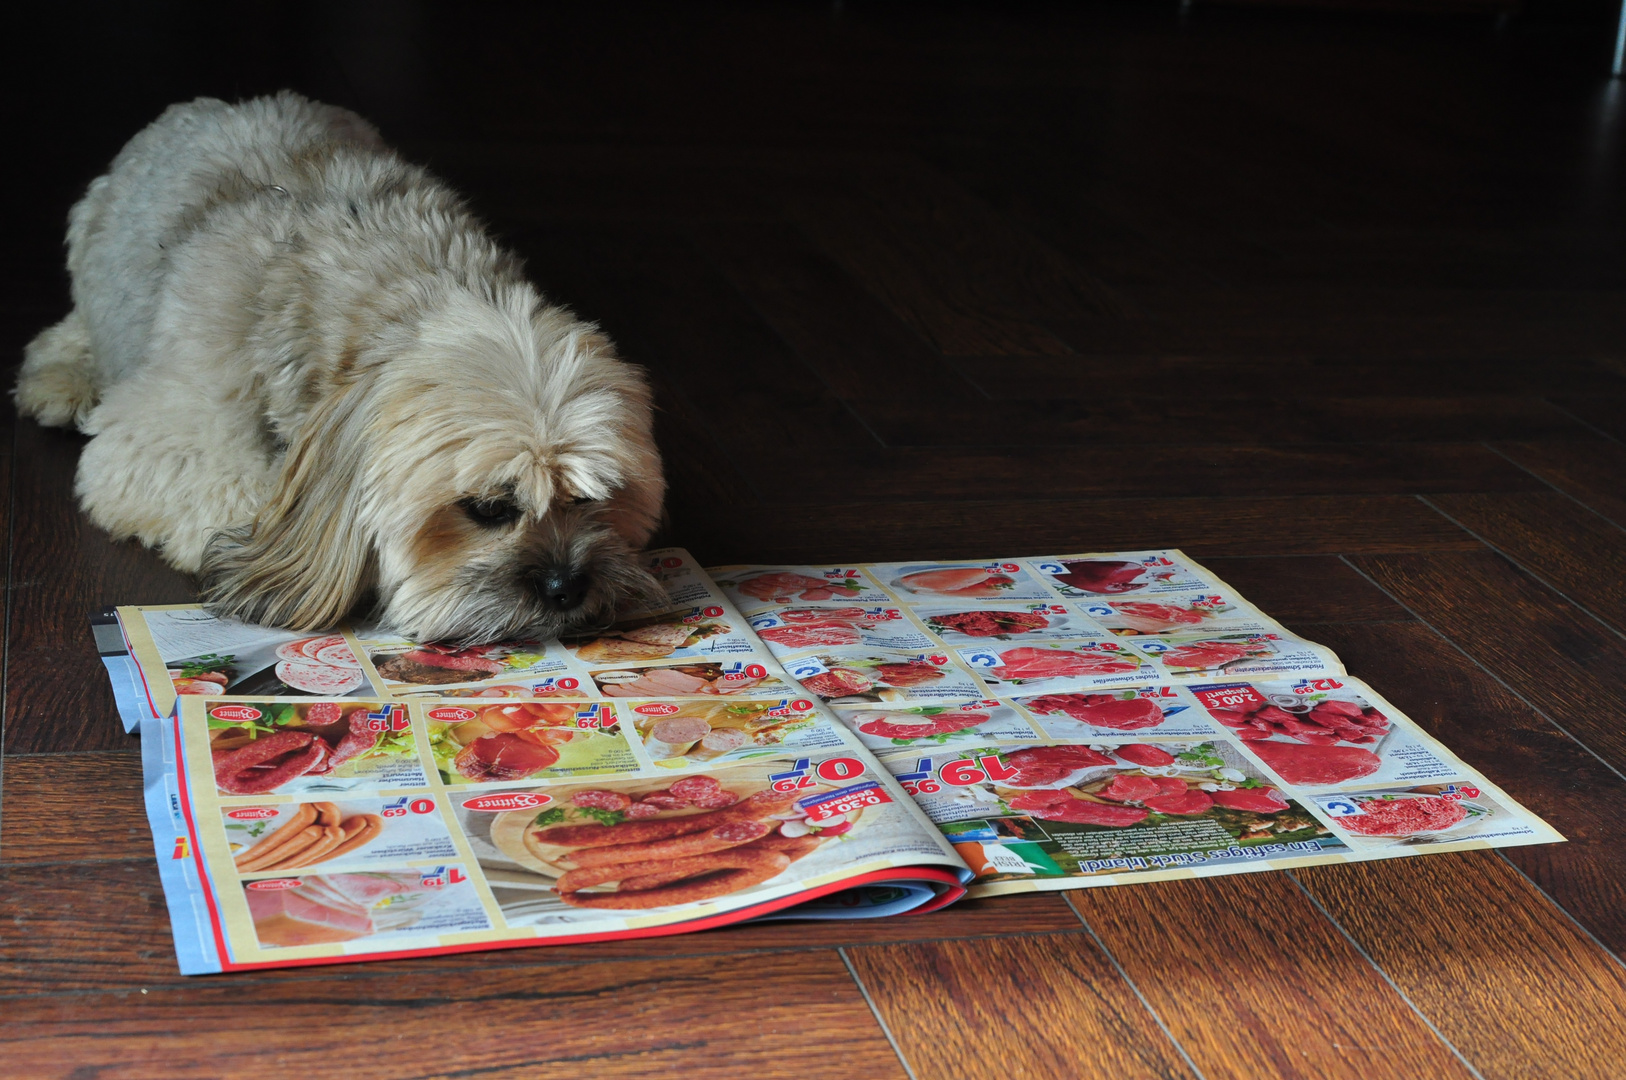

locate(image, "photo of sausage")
(473, 764), (869, 916)
(230, 801), (388, 873)
(207, 700), (423, 795)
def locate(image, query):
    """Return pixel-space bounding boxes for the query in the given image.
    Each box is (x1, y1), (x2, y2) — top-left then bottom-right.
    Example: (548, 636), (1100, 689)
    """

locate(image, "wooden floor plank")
(1311, 621), (1626, 958)
(0, 850), (1079, 994)
(680, 495), (1477, 567)
(0, 950), (908, 1080)
(1201, 555), (1411, 624)
(1350, 551), (1626, 778)
(845, 933), (1197, 1080)
(1070, 875), (1477, 1080)
(1297, 855), (1626, 1080)
(0, 752), (144, 864)
(4, 421), (194, 755)
(1493, 438), (1626, 528)
(1548, 393), (1626, 443)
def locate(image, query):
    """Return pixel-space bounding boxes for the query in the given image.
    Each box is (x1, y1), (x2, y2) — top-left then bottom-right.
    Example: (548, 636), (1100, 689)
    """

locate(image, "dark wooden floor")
(5, 2), (1626, 1076)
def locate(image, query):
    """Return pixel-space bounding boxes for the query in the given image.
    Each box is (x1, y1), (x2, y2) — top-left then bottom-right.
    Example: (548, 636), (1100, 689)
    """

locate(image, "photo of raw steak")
(991, 647), (1140, 682)
(1207, 694), (1390, 745)
(1160, 640), (1259, 671)
(757, 624), (862, 649)
(856, 709), (989, 740)
(1051, 560), (1151, 594)
(1107, 601), (1206, 632)
(740, 572), (860, 603)
(999, 744), (1114, 786)
(1209, 787), (1290, 813)
(1007, 788), (1148, 826)
(1250, 741), (1381, 786)
(1021, 693), (1163, 730)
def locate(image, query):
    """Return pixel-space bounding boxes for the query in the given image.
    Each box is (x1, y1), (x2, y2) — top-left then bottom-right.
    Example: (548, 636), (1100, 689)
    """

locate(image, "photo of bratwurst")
(486, 770), (857, 910)
(231, 802), (384, 873)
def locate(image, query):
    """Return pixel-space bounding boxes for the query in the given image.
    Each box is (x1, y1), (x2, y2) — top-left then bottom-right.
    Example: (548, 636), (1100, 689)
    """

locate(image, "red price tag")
(803, 786), (891, 823)
(1192, 685), (1266, 713)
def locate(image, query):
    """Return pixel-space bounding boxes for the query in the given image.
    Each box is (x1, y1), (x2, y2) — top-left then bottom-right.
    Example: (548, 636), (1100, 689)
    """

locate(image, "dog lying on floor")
(17, 92), (665, 643)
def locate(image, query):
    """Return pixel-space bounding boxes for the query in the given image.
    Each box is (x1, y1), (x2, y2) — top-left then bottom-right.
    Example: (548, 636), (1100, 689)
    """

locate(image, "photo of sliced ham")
(275, 658), (364, 695)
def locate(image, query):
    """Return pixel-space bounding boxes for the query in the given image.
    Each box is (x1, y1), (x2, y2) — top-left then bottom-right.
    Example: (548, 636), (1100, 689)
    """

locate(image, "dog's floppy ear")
(199, 387), (377, 630)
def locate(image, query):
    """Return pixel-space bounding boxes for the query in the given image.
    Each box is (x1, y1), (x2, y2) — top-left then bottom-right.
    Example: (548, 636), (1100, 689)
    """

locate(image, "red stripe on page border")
(118, 619), (163, 720)
(207, 866), (966, 974)
(172, 716), (234, 968)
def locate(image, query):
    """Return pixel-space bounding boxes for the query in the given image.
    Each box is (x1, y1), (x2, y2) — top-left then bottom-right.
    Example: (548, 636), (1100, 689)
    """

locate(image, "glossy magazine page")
(707, 551), (1564, 895)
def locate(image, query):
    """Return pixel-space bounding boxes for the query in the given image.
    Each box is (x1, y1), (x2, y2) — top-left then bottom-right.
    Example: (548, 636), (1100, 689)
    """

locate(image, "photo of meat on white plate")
(365, 640), (552, 687)
(171, 633), (371, 699)
(882, 562), (1053, 601)
(206, 701), (423, 795)
(563, 608), (734, 663)
(474, 768), (859, 916)
(631, 698), (825, 765)
(1315, 786), (1498, 844)
(426, 701), (634, 784)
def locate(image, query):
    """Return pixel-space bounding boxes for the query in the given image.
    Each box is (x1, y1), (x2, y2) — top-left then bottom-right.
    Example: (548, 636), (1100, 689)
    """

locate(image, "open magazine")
(99, 548), (1560, 974)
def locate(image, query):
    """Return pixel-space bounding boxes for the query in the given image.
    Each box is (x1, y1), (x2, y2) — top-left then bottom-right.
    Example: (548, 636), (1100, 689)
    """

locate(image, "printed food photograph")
(458, 764), (875, 922)
(788, 650), (984, 703)
(1016, 690), (1174, 732)
(1315, 785), (1530, 847)
(960, 642), (1150, 689)
(364, 639), (563, 689)
(916, 603), (1096, 642)
(224, 797), (458, 874)
(629, 698), (833, 765)
(749, 606), (934, 653)
(883, 561), (1053, 601)
(562, 606), (737, 662)
(243, 868), (490, 949)
(1141, 635), (1280, 676)
(841, 703), (1032, 748)
(589, 660), (788, 697)
(206, 701), (425, 795)
(1031, 556), (1202, 598)
(425, 701), (637, 785)
(903, 740), (1342, 881)
(171, 633), (375, 699)
(719, 567), (890, 606)
(1076, 596), (1262, 637)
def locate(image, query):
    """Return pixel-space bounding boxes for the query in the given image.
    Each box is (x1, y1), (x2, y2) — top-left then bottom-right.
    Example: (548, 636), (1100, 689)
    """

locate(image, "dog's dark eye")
(461, 496), (521, 527)
(570, 495), (596, 506)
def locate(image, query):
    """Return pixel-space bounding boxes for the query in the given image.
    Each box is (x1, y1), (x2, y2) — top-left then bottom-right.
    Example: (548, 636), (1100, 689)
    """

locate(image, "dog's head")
(200, 290), (665, 643)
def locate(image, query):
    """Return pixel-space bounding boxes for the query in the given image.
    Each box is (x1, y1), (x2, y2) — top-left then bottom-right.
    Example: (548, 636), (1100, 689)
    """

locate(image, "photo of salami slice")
(276, 659), (363, 695)
(300, 634), (349, 661)
(315, 642), (362, 669)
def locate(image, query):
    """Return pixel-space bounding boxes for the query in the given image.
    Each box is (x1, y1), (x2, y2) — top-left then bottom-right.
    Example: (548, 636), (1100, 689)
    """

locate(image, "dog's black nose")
(532, 567), (589, 611)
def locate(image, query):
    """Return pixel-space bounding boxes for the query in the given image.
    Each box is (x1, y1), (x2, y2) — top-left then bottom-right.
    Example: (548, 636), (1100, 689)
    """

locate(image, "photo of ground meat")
(1337, 795), (1469, 836)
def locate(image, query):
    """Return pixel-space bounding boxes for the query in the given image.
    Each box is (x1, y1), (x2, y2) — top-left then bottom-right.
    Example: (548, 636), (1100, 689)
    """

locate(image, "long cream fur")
(17, 92), (665, 642)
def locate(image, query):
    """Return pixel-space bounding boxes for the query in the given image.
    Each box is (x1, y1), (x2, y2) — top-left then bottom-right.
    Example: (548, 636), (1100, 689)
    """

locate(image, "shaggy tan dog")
(17, 92), (664, 643)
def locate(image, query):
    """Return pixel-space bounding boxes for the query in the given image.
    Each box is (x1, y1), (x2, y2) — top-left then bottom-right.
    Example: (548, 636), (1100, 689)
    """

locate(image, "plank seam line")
(1493, 850), (1626, 979)
(1482, 441), (1626, 534)
(1337, 554), (1626, 791)
(838, 947), (920, 1080)
(1062, 894), (1210, 1080)
(1284, 870), (1488, 1080)
(1545, 399), (1625, 448)
(1, 406), (15, 835)
(1415, 494), (1626, 646)
(685, 226), (897, 451)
